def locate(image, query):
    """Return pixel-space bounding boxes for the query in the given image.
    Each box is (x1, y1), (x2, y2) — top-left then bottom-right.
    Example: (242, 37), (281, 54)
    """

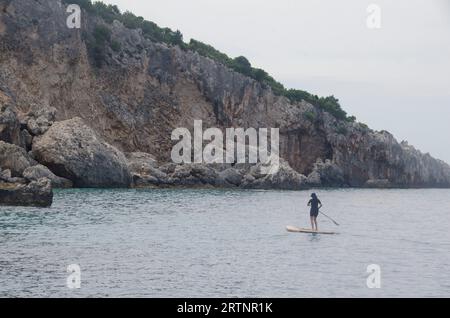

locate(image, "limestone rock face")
(0, 178), (53, 207)
(32, 118), (131, 188)
(306, 159), (345, 187)
(1, 0), (449, 188)
(0, 105), (23, 146)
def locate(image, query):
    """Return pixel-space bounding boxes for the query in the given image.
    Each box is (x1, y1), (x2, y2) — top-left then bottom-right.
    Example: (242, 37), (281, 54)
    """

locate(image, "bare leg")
(313, 217), (318, 231)
(310, 216), (314, 230)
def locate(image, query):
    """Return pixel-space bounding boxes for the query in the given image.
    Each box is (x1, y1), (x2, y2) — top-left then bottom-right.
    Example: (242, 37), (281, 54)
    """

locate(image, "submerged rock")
(32, 118), (131, 187)
(0, 178), (53, 207)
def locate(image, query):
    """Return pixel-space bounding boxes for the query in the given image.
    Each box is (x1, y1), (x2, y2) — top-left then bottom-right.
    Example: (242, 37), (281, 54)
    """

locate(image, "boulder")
(131, 174), (160, 188)
(0, 168), (12, 180)
(23, 164), (73, 188)
(306, 159), (345, 187)
(32, 117), (131, 187)
(0, 141), (37, 176)
(190, 164), (220, 185)
(243, 159), (307, 190)
(0, 168), (26, 183)
(27, 116), (51, 136)
(125, 152), (158, 175)
(0, 178), (53, 207)
(242, 173), (255, 184)
(172, 164), (193, 179)
(159, 163), (177, 174)
(306, 170), (321, 186)
(125, 152), (173, 187)
(157, 164), (227, 187)
(26, 106), (56, 136)
(219, 168), (243, 186)
(29, 105), (57, 122)
(130, 168), (169, 188)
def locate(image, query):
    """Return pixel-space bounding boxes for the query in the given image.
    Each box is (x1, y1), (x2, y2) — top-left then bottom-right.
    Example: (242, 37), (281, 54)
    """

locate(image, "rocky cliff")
(1, 0), (450, 194)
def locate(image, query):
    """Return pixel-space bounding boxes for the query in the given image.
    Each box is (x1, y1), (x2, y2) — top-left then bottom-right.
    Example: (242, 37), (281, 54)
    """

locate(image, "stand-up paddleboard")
(286, 225), (337, 235)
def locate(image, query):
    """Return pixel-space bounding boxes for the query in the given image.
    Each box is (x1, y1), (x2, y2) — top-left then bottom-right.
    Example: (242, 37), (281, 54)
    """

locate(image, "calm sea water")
(1, 188), (449, 297)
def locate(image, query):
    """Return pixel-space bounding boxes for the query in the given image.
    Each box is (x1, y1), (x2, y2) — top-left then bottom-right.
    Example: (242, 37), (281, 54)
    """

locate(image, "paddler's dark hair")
(311, 193), (318, 199)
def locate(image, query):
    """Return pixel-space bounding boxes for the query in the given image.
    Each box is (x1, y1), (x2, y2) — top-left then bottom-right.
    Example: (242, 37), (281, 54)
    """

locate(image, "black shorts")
(310, 210), (319, 217)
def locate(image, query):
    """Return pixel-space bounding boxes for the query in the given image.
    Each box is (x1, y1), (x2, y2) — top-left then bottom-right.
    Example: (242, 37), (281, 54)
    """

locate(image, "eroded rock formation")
(32, 117), (131, 187)
(0, 0), (449, 201)
(0, 177), (53, 207)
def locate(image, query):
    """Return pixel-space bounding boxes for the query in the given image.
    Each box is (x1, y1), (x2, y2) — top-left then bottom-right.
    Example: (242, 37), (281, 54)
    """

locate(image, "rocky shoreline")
(0, 178), (53, 207)
(1, 0), (450, 207)
(1, 106), (448, 207)
(0, 106), (327, 207)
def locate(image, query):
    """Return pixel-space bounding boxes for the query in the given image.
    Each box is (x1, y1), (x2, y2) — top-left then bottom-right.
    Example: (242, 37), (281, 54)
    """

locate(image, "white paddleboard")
(286, 225), (337, 235)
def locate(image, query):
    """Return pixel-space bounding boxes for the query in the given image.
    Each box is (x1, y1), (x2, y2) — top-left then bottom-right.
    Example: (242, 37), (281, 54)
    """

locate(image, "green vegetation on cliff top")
(64, 0), (354, 122)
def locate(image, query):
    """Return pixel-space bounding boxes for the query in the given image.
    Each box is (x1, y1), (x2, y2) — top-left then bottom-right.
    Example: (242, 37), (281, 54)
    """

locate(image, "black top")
(308, 198), (321, 213)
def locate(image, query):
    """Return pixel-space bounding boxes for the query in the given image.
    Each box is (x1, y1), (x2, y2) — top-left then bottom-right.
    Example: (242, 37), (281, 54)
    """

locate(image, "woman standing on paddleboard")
(308, 193), (322, 231)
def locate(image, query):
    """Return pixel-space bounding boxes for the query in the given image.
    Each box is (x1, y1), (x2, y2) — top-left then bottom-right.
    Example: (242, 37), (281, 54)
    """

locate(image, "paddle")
(319, 211), (339, 226)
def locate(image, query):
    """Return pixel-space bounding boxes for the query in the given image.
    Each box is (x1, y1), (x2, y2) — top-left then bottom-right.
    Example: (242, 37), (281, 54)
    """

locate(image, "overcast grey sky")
(102, 0), (450, 163)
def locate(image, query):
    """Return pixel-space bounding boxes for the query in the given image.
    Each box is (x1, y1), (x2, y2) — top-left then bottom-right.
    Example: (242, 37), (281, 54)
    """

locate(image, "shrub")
(121, 11), (144, 29)
(110, 40), (121, 52)
(93, 24), (111, 45)
(285, 89), (312, 102)
(92, 2), (120, 23)
(165, 29), (184, 47)
(252, 68), (267, 82)
(303, 111), (316, 122)
(188, 39), (233, 66)
(232, 56), (252, 76)
(336, 126), (348, 135)
(86, 24), (113, 67)
(347, 115), (357, 122)
(359, 122), (369, 129)
(141, 20), (164, 42)
(62, 0), (92, 11)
